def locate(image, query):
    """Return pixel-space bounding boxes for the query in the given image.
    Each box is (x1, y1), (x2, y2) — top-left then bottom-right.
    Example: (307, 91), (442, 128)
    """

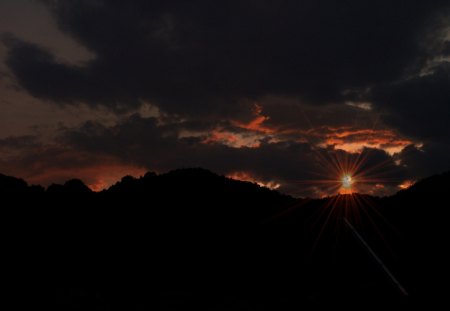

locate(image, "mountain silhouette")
(2, 169), (450, 309)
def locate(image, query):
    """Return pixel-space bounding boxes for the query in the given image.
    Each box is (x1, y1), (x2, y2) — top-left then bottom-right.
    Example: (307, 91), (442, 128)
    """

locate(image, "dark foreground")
(2, 169), (450, 309)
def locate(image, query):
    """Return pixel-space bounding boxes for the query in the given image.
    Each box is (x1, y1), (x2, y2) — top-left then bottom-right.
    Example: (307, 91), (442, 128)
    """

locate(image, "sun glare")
(342, 174), (353, 189)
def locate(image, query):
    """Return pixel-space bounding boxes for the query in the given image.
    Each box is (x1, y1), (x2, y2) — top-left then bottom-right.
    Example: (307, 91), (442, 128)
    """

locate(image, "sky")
(0, 0), (449, 197)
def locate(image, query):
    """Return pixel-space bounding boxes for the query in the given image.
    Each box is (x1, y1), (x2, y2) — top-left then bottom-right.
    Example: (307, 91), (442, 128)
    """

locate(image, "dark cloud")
(0, 135), (37, 149)
(1, 1), (449, 196)
(258, 96), (377, 133)
(371, 63), (450, 141)
(398, 143), (450, 179)
(2, 35), (86, 101)
(443, 42), (450, 56)
(4, 0), (449, 115)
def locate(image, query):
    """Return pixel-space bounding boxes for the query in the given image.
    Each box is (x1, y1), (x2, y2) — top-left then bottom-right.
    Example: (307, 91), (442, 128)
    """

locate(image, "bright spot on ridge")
(342, 175), (353, 189)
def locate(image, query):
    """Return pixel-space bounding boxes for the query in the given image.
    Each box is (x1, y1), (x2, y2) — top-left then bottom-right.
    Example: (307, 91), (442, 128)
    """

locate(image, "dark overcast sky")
(1, 0), (449, 196)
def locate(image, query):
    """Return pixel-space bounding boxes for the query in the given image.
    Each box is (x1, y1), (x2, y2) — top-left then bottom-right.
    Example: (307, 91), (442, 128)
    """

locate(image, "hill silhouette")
(2, 169), (450, 309)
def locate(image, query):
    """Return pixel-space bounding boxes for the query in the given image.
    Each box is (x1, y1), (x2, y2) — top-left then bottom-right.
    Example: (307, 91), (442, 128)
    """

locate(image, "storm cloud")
(4, 1), (449, 112)
(1, 0), (449, 196)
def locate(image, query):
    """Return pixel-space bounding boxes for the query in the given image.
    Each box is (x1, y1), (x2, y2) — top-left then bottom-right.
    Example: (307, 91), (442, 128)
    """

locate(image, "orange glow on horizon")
(399, 180), (414, 190)
(339, 187), (355, 195)
(21, 158), (147, 191)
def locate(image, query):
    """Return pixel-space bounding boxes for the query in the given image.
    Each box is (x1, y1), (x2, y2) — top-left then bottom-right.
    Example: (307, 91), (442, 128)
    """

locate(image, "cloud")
(3, 0), (449, 115)
(0, 135), (37, 149)
(371, 64), (450, 142)
(62, 115), (409, 197)
(398, 143), (450, 178)
(1, 1), (449, 196)
(0, 106), (441, 197)
(0, 113), (429, 197)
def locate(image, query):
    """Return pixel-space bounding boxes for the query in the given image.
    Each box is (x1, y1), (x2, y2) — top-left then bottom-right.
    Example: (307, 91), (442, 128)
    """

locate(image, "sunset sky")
(1, 0), (449, 196)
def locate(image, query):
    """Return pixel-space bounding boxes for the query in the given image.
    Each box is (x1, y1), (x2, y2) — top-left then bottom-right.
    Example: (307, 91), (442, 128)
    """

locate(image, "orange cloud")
(192, 104), (415, 157)
(202, 130), (262, 148)
(227, 171), (281, 190)
(201, 104), (279, 148)
(203, 130), (239, 145)
(398, 180), (414, 190)
(316, 126), (414, 155)
(232, 104), (275, 134)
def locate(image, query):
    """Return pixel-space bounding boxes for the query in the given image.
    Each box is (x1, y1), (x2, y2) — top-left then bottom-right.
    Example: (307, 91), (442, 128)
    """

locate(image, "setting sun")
(342, 175), (353, 189)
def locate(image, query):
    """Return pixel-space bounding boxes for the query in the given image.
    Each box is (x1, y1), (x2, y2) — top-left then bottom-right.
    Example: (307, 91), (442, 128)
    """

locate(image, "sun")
(289, 145), (397, 197)
(341, 174), (353, 189)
